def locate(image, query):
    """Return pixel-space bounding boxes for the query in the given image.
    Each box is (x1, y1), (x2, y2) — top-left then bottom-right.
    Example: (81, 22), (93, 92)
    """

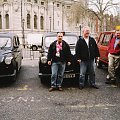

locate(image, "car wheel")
(32, 45), (37, 51)
(96, 59), (103, 68)
(40, 76), (51, 85)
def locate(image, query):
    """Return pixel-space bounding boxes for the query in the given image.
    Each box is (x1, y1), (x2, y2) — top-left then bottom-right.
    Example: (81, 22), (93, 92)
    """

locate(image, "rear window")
(44, 35), (78, 48)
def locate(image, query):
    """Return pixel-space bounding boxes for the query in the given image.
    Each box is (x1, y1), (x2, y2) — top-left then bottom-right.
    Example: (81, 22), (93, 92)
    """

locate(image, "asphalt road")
(0, 58), (120, 120)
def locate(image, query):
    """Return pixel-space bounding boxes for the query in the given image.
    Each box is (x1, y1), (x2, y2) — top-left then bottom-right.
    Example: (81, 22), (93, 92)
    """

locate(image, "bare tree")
(88, 0), (119, 31)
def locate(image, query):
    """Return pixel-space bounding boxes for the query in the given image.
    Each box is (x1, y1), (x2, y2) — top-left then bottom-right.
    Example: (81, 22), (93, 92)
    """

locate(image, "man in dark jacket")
(75, 26), (100, 89)
(106, 30), (120, 84)
(47, 32), (71, 92)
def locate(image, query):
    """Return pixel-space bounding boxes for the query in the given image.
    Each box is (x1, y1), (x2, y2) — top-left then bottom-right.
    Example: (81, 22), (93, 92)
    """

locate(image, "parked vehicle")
(39, 32), (80, 83)
(0, 32), (23, 81)
(26, 33), (43, 51)
(96, 31), (115, 68)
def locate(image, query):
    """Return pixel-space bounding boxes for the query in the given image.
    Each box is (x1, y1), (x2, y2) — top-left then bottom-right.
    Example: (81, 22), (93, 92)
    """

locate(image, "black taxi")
(39, 32), (80, 83)
(0, 32), (23, 81)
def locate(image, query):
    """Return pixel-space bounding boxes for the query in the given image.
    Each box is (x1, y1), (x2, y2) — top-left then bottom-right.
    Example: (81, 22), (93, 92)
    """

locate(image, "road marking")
(17, 85), (31, 91)
(67, 103), (116, 109)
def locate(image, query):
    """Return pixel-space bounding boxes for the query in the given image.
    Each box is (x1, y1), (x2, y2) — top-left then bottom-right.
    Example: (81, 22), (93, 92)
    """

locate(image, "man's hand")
(77, 59), (81, 63)
(67, 62), (71, 66)
(48, 61), (51, 65)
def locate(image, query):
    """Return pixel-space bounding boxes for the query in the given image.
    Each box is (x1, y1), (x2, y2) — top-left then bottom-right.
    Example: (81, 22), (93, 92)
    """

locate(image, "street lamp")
(49, 16), (51, 32)
(22, 19), (25, 48)
(79, 24), (82, 36)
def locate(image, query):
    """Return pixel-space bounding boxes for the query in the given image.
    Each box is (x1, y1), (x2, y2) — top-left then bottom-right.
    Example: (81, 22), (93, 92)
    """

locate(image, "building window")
(67, 6), (71, 9)
(34, 0), (38, 3)
(27, 14), (30, 29)
(57, 4), (59, 7)
(27, 0), (31, 2)
(40, 16), (44, 30)
(5, 14), (9, 29)
(41, 2), (44, 5)
(0, 15), (2, 29)
(34, 15), (37, 29)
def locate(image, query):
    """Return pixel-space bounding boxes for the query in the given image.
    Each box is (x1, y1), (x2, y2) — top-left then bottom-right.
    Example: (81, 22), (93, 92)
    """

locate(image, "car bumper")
(0, 70), (16, 78)
(39, 72), (80, 78)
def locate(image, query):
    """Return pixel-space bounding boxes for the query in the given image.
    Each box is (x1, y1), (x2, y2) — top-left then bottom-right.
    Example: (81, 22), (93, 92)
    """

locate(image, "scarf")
(56, 41), (62, 53)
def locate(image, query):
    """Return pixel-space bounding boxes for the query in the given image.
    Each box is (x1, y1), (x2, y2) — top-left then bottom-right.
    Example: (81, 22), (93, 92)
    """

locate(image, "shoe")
(91, 85), (99, 89)
(58, 87), (63, 91)
(49, 87), (54, 92)
(111, 80), (116, 84)
(79, 85), (84, 90)
(105, 79), (116, 84)
(105, 80), (111, 84)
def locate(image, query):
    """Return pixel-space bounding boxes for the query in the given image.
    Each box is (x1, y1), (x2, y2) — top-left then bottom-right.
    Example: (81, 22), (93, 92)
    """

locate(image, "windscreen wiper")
(0, 40), (8, 50)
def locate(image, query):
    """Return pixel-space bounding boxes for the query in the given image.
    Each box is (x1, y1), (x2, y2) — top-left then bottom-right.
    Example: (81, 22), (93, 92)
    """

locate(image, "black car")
(39, 32), (80, 83)
(0, 32), (23, 81)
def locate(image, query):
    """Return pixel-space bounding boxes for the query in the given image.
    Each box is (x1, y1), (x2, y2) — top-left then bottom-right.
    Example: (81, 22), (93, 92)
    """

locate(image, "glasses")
(58, 36), (63, 37)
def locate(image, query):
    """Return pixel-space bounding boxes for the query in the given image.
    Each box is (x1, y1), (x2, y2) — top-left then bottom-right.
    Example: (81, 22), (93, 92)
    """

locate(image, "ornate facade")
(0, 0), (96, 44)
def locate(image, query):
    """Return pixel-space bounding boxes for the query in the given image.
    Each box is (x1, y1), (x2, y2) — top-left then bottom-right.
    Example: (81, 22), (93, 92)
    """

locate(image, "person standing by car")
(75, 26), (100, 90)
(47, 32), (71, 92)
(106, 30), (120, 84)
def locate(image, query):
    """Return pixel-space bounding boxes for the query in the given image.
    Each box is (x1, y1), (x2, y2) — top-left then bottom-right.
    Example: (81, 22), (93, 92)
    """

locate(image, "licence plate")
(64, 74), (75, 78)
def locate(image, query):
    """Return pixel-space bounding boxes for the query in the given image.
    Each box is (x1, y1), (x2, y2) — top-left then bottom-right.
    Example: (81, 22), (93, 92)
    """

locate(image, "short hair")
(57, 32), (65, 36)
(82, 26), (90, 32)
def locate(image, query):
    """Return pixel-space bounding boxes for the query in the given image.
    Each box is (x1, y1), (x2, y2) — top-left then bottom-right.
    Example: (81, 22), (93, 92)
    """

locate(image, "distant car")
(0, 32), (23, 81)
(39, 32), (80, 83)
(26, 33), (43, 51)
(96, 31), (115, 68)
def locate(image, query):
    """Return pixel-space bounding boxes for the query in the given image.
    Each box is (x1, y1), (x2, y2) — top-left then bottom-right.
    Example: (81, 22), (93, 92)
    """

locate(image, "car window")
(44, 36), (78, 48)
(102, 34), (111, 46)
(0, 37), (11, 48)
(13, 37), (18, 47)
(98, 33), (104, 44)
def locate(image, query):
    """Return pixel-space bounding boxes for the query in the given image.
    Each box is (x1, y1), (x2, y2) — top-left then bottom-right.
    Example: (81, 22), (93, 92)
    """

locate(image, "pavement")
(0, 59), (120, 120)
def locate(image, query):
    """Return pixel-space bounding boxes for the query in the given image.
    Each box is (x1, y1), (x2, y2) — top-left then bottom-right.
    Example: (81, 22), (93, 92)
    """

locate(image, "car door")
(99, 33), (112, 63)
(13, 36), (22, 71)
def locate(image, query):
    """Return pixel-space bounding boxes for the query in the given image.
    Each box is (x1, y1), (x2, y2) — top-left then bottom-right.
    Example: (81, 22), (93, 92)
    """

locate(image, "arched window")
(5, 14), (9, 29)
(27, 0), (31, 2)
(40, 16), (44, 30)
(34, 15), (37, 29)
(27, 14), (30, 29)
(34, 0), (38, 3)
(0, 15), (2, 29)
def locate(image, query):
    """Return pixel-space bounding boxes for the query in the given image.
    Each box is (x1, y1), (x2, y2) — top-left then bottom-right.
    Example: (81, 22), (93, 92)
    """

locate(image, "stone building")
(0, 0), (96, 44)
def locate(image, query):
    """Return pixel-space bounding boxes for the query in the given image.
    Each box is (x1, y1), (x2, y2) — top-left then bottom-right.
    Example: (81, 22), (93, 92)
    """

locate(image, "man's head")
(82, 26), (90, 39)
(115, 30), (120, 39)
(57, 32), (63, 43)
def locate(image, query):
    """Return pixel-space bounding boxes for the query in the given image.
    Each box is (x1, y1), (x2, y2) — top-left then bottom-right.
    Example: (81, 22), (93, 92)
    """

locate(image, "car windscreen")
(44, 36), (78, 48)
(0, 37), (11, 48)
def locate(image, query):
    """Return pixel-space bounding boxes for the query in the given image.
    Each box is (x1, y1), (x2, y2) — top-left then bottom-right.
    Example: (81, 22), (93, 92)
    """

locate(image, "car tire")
(96, 59), (103, 68)
(31, 45), (38, 51)
(40, 76), (50, 86)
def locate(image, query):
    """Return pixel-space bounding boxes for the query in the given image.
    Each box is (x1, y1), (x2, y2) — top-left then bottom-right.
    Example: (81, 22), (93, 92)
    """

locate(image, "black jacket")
(47, 40), (71, 62)
(75, 36), (100, 61)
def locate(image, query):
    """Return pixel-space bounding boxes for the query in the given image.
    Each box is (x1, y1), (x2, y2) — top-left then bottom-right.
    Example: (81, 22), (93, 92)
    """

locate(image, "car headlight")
(5, 57), (13, 65)
(41, 56), (47, 64)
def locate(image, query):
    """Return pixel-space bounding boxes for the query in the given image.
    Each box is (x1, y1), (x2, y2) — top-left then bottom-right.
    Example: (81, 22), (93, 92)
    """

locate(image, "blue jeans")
(79, 60), (95, 86)
(51, 62), (66, 88)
